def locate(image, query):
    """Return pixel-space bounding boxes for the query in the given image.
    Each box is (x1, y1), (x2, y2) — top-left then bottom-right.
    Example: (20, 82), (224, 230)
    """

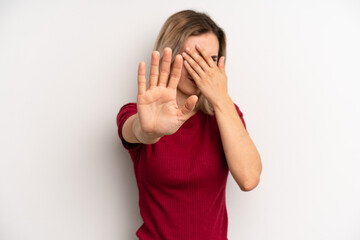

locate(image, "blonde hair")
(153, 9), (226, 115)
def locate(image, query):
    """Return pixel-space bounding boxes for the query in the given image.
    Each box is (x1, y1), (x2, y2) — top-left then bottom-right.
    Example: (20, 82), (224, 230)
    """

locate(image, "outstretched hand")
(136, 47), (198, 138)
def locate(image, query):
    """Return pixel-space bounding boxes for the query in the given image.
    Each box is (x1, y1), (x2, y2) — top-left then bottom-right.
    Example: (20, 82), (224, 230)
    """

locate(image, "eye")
(211, 56), (218, 62)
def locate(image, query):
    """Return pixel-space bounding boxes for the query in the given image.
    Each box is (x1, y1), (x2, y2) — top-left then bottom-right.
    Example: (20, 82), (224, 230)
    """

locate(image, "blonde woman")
(117, 9), (262, 240)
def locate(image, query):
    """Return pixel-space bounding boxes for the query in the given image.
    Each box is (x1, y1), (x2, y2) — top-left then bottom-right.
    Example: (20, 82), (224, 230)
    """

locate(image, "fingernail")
(196, 44), (200, 48)
(182, 52), (187, 57)
(185, 47), (190, 51)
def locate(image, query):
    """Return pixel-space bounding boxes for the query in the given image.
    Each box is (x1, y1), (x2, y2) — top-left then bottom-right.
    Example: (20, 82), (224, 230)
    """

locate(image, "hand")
(181, 44), (229, 107)
(136, 47), (198, 138)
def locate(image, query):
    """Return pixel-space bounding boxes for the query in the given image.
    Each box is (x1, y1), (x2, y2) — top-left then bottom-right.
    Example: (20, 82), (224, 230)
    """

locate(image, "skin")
(122, 32), (262, 191)
(176, 32), (219, 109)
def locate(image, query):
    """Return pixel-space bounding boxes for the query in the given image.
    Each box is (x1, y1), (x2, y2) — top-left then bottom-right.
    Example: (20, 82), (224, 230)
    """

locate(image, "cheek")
(180, 65), (188, 76)
(178, 70), (186, 87)
(178, 66), (189, 82)
(178, 67), (190, 88)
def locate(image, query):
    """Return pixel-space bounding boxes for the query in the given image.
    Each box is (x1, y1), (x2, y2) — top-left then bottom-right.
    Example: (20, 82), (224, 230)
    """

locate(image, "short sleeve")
(234, 103), (247, 130)
(116, 102), (142, 152)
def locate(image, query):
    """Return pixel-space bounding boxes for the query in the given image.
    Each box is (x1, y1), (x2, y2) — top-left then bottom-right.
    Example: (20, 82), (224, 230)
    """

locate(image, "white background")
(1, 0), (359, 239)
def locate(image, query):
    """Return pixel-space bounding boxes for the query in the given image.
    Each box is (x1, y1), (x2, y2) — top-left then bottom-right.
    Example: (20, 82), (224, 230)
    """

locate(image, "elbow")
(239, 176), (260, 192)
(240, 159), (262, 192)
(236, 157), (263, 192)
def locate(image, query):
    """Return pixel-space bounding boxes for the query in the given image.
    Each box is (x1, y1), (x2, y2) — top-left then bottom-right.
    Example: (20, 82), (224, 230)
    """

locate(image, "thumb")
(179, 95), (198, 118)
(218, 56), (225, 73)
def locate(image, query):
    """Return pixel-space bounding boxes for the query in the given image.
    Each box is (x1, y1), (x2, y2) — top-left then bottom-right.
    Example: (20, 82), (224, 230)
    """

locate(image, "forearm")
(122, 113), (162, 144)
(213, 95), (262, 191)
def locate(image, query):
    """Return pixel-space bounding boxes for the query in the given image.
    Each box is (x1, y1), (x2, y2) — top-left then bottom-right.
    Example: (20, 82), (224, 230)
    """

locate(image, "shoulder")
(119, 102), (137, 112)
(233, 102), (244, 117)
(232, 102), (247, 130)
(116, 102), (142, 152)
(116, 102), (137, 128)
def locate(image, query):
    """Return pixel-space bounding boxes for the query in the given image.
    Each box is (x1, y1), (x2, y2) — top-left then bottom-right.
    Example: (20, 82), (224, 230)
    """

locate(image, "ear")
(218, 56), (225, 73)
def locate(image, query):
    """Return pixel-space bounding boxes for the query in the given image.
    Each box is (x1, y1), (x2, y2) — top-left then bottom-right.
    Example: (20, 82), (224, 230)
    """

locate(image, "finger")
(183, 47), (210, 72)
(167, 54), (183, 89)
(158, 47), (172, 87)
(182, 52), (206, 79)
(218, 56), (225, 73)
(137, 61), (146, 95)
(179, 95), (198, 117)
(195, 44), (217, 68)
(149, 51), (160, 88)
(183, 59), (201, 82)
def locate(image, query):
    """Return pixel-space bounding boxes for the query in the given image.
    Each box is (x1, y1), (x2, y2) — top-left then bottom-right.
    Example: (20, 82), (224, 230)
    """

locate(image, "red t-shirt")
(116, 102), (246, 240)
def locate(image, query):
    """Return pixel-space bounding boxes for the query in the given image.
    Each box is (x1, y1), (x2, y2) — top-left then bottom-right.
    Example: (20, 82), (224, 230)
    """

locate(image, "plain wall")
(1, 0), (359, 239)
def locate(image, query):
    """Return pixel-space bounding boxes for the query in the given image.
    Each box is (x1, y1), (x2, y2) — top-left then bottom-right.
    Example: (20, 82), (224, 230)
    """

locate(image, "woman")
(117, 9), (262, 240)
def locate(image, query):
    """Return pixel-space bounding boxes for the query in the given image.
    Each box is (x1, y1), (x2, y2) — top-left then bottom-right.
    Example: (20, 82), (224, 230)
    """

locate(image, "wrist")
(213, 94), (233, 112)
(133, 114), (162, 144)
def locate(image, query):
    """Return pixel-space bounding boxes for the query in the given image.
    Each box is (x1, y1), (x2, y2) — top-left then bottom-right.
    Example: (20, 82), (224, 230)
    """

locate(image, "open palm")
(137, 48), (198, 136)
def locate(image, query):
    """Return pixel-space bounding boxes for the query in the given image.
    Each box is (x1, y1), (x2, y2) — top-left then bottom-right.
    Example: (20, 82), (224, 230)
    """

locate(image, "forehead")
(182, 32), (219, 55)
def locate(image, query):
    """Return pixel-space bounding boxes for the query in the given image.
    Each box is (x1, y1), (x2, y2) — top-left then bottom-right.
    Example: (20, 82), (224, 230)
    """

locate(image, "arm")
(182, 44), (262, 191)
(213, 96), (262, 191)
